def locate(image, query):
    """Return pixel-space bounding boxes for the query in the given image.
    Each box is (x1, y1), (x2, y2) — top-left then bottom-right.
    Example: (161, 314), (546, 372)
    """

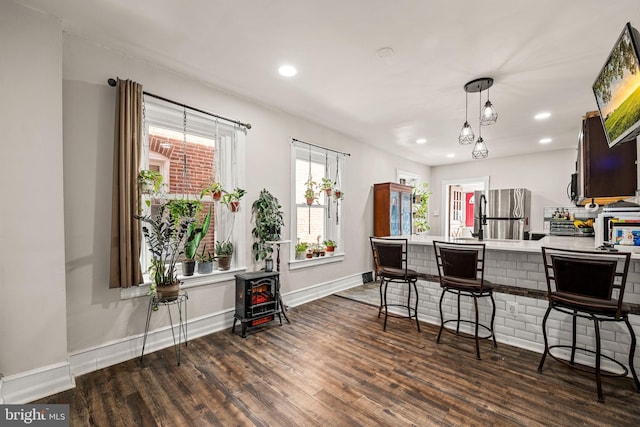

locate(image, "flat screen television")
(592, 22), (640, 148)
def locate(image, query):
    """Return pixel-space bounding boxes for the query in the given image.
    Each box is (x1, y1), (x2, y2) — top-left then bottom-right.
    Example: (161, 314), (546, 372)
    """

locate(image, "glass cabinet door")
(390, 191), (400, 235)
(401, 191), (412, 234)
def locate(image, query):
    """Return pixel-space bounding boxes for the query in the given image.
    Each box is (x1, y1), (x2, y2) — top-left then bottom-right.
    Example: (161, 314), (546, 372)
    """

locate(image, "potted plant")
(222, 187), (246, 212)
(196, 243), (214, 274)
(215, 240), (234, 270)
(167, 199), (203, 224)
(304, 179), (318, 206)
(135, 202), (192, 299)
(183, 205), (211, 276)
(413, 182), (431, 233)
(295, 242), (308, 260)
(324, 239), (337, 255)
(333, 189), (344, 200)
(138, 169), (163, 195)
(320, 178), (335, 197)
(251, 189), (285, 262)
(201, 180), (225, 202)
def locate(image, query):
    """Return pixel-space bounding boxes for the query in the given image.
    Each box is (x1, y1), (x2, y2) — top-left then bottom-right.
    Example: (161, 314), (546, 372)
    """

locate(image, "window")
(291, 141), (346, 263)
(140, 95), (245, 278)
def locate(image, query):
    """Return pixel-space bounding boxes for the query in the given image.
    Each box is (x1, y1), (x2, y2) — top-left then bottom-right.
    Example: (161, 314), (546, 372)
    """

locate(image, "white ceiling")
(14, 0), (640, 166)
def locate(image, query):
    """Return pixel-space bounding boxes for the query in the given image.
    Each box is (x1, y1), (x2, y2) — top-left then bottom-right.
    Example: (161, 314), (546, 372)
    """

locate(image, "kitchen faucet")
(472, 194), (488, 241)
(471, 192), (524, 241)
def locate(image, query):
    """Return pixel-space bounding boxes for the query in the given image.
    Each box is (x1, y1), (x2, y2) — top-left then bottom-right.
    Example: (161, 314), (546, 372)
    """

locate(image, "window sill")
(288, 253), (344, 270)
(120, 266), (247, 300)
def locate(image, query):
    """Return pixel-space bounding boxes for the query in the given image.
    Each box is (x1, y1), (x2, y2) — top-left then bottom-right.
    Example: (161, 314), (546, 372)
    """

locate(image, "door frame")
(442, 176), (489, 238)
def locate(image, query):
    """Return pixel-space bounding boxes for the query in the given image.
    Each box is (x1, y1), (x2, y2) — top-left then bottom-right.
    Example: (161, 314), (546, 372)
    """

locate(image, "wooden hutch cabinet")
(373, 182), (413, 237)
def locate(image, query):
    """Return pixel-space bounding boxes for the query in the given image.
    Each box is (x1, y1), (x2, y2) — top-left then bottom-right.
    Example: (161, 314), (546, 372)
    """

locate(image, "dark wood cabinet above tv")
(577, 111), (637, 205)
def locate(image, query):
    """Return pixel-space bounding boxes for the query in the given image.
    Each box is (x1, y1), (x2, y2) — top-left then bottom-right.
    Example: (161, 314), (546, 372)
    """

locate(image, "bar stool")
(433, 241), (496, 359)
(369, 237), (420, 332)
(539, 247), (639, 402)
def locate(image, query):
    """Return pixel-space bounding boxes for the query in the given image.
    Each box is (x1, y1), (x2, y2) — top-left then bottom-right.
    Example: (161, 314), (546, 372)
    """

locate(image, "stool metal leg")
(383, 279), (389, 331)
(538, 304), (553, 372)
(456, 291), (461, 334)
(473, 295), (481, 360)
(489, 292), (497, 348)
(570, 310), (577, 365)
(436, 289), (446, 343)
(624, 317), (640, 392)
(592, 314), (604, 403)
(411, 279), (420, 332)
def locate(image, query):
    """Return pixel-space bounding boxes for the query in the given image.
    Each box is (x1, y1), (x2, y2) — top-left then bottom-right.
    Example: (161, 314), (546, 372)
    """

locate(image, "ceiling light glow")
(539, 137), (552, 144)
(416, 138), (427, 144)
(535, 112), (551, 120)
(446, 153), (455, 158)
(278, 65), (297, 77)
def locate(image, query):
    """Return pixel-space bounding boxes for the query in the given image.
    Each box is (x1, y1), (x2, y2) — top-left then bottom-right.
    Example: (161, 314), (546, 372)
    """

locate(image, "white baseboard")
(0, 362), (75, 404)
(282, 272), (364, 308)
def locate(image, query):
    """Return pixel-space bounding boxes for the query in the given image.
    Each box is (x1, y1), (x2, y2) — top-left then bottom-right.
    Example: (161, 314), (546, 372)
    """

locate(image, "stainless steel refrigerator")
(473, 189), (531, 240)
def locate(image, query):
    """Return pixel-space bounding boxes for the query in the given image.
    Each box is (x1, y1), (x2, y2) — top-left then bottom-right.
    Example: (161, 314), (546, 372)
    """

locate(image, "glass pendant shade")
(458, 121), (475, 144)
(480, 100), (498, 126)
(471, 137), (489, 159)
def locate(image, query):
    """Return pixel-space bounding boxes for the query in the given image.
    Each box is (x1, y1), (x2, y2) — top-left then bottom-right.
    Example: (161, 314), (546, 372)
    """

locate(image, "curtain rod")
(291, 137), (351, 157)
(107, 78), (251, 130)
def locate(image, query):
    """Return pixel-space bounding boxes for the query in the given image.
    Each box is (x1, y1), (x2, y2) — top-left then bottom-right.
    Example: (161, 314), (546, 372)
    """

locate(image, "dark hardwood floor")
(37, 295), (640, 426)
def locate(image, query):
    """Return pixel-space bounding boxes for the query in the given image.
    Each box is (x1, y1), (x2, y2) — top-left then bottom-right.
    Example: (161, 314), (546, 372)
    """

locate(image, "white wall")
(61, 34), (430, 353)
(0, 2), (68, 378)
(429, 148), (577, 235)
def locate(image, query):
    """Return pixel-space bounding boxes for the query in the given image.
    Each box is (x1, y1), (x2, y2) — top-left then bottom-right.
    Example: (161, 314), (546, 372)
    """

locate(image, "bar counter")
(383, 234), (640, 373)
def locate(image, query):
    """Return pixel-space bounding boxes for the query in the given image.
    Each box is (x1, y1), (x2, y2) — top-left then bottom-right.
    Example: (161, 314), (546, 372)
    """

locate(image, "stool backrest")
(433, 241), (485, 288)
(370, 237), (408, 275)
(541, 247), (631, 317)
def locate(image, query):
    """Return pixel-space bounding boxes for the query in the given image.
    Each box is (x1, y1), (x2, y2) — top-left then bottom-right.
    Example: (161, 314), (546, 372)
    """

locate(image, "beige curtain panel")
(109, 78), (144, 288)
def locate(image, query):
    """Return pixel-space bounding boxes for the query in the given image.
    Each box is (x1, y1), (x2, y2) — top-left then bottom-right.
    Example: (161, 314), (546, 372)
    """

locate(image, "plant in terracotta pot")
(201, 180), (225, 202)
(323, 239), (337, 256)
(183, 204), (211, 276)
(215, 240), (234, 271)
(333, 189), (344, 200)
(320, 177), (335, 197)
(135, 202), (192, 299)
(222, 187), (246, 212)
(304, 179), (318, 206)
(251, 189), (285, 262)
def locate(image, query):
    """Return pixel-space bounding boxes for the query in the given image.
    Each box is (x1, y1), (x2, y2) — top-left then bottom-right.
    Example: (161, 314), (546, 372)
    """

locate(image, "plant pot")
(334, 191), (342, 199)
(217, 255), (232, 270)
(305, 252), (313, 259)
(325, 247), (335, 256)
(268, 225), (281, 240)
(229, 201), (240, 212)
(306, 198), (314, 206)
(156, 282), (180, 301)
(197, 260), (213, 274)
(296, 252), (306, 260)
(212, 190), (222, 201)
(183, 260), (196, 276)
(324, 189), (332, 197)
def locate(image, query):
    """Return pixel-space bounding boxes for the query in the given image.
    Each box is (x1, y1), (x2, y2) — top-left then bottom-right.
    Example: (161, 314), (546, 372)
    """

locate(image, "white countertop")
(404, 234), (640, 258)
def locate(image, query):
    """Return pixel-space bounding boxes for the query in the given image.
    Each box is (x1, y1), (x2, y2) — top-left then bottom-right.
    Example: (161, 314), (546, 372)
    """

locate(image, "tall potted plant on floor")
(136, 202), (192, 299)
(251, 189), (285, 262)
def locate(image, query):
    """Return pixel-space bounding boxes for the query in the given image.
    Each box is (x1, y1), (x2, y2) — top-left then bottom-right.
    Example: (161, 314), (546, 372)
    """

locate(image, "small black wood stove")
(233, 271), (282, 337)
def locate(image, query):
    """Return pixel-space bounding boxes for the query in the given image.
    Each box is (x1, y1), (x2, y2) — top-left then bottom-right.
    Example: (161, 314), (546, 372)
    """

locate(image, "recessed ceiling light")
(534, 112), (551, 120)
(416, 138), (427, 144)
(539, 137), (552, 144)
(278, 65), (297, 77)
(446, 153), (455, 158)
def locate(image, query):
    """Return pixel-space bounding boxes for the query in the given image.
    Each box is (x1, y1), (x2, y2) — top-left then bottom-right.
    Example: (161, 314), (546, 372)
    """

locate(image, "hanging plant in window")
(333, 155), (343, 225)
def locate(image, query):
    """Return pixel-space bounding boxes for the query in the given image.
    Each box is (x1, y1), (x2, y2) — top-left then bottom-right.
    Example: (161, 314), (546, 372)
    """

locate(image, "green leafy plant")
(200, 180), (225, 201)
(184, 204), (211, 260)
(295, 242), (308, 253)
(167, 199), (203, 224)
(222, 187), (246, 212)
(251, 189), (285, 261)
(135, 202), (192, 292)
(304, 179), (318, 204)
(139, 170), (163, 194)
(215, 240), (234, 256)
(323, 239), (337, 249)
(196, 243), (214, 262)
(320, 178), (335, 193)
(413, 182), (431, 233)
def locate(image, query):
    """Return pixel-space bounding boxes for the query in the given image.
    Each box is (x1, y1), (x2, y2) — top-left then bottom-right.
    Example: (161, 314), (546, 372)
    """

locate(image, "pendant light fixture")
(480, 85), (498, 126)
(458, 90), (475, 144)
(461, 77), (494, 159)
